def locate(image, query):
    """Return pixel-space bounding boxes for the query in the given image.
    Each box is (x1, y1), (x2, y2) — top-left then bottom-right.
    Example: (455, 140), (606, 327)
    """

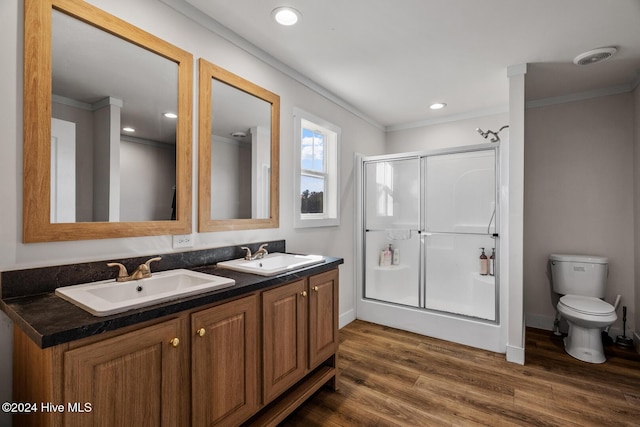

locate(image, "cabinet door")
(63, 319), (184, 427)
(308, 269), (339, 369)
(191, 294), (258, 427)
(262, 279), (307, 403)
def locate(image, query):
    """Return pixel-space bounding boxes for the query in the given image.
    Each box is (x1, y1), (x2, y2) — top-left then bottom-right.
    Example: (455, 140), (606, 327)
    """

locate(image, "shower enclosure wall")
(356, 144), (506, 352)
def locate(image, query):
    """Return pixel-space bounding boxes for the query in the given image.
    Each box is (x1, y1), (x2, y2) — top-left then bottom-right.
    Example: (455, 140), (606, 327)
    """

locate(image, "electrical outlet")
(172, 234), (193, 249)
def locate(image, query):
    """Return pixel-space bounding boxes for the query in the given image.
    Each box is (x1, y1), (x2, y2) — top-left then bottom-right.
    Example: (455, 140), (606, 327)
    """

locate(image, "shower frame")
(355, 143), (504, 352)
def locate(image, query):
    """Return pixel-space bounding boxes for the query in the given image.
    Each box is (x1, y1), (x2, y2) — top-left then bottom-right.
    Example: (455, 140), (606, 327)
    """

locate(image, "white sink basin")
(216, 253), (324, 276)
(55, 269), (235, 317)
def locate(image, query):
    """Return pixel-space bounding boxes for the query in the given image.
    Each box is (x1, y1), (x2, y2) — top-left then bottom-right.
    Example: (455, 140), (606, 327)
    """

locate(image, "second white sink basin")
(55, 269), (235, 317)
(217, 253), (324, 276)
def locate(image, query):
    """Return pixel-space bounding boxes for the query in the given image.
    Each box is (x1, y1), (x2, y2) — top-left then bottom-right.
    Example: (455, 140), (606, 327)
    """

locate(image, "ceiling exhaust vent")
(573, 47), (617, 66)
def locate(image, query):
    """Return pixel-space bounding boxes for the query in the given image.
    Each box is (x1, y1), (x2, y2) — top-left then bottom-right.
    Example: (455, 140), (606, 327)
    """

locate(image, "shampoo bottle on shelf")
(384, 244), (393, 266)
(392, 245), (400, 265)
(479, 248), (489, 276)
(489, 248), (495, 276)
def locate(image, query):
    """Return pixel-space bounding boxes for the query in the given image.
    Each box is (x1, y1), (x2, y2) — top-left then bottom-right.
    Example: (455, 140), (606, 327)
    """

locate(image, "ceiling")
(175, 0), (640, 129)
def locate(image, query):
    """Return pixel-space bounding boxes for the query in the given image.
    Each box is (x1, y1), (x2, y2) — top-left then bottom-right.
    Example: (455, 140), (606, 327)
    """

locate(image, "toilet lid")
(559, 295), (614, 315)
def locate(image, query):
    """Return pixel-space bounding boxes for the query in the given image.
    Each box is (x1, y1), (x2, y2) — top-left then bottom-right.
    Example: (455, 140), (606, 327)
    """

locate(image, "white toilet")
(549, 254), (617, 364)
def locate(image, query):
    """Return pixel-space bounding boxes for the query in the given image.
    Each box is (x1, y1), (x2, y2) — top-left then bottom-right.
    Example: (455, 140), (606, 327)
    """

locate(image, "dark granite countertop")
(1, 256), (343, 349)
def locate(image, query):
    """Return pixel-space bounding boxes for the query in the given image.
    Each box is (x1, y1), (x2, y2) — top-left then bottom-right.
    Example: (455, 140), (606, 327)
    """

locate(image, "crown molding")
(160, 0), (384, 130)
(526, 83), (633, 109)
(385, 105), (509, 133)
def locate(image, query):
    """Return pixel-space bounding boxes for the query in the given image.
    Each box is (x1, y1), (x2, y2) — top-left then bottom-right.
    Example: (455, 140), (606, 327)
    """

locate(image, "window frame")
(293, 107), (340, 228)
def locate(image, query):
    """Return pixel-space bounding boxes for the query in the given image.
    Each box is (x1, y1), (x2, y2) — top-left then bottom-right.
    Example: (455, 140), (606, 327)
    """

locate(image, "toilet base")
(563, 321), (606, 364)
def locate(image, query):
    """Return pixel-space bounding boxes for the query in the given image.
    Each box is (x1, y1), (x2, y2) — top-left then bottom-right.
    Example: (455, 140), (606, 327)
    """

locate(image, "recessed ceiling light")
(429, 102), (446, 110)
(272, 7), (301, 26)
(122, 127), (135, 132)
(163, 112), (178, 119)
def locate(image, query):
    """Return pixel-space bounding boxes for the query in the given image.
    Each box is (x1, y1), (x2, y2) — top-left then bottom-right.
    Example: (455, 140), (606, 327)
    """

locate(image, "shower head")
(476, 125), (509, 143)
(476, 127), (498, 142)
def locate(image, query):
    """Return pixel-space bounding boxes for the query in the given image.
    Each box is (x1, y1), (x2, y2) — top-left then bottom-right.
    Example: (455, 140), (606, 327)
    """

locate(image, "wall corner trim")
(507, 63), (528, 78)
(506, 344), (525, 365)
(339, 309), (356, 329)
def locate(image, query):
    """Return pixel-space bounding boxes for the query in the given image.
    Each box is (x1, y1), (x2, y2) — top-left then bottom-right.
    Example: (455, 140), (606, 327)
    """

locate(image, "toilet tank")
(549, 254), (608, 298)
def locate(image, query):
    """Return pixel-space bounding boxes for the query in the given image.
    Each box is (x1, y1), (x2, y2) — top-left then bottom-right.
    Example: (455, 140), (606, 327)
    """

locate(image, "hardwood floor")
(282, 320), (640, 426)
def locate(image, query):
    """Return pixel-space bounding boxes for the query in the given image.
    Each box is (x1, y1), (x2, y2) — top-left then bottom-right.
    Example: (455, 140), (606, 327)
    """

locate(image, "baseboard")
(525, 313), (554, 331)
(339, 309), (356, 329)
(506, 344), (525, 365)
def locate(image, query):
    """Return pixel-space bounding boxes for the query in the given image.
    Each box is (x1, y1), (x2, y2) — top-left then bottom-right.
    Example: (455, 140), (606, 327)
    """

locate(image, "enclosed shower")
(355, 143), (505, 352)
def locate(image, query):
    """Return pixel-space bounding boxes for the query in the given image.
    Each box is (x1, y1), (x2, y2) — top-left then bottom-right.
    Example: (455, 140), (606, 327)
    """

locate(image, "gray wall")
(119, 139), (176, 221)
(524, 93), (635, 334)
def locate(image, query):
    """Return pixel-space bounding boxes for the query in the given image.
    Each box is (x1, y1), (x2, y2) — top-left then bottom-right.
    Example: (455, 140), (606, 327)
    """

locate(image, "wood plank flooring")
(282, 320), (640, 426)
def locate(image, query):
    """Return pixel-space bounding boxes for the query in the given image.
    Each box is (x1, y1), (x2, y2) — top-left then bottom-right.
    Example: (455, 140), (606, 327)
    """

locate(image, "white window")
(293, 108), (340, 228)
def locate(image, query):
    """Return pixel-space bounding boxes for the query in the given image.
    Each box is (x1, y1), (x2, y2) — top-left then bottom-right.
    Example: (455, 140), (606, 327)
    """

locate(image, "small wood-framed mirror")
(198, 59), (280, 231)
(23, 0), (193, 242)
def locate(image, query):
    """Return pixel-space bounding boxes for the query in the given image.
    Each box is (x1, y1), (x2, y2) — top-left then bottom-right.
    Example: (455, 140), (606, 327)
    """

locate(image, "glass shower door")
(363, 158), (420, 307)
(422, 149), (497, 320)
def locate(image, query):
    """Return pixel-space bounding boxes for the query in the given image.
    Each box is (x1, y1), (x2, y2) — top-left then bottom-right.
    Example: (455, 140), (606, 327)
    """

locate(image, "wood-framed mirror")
(23, 0), (193, 242)
(198, 59), (280, 231)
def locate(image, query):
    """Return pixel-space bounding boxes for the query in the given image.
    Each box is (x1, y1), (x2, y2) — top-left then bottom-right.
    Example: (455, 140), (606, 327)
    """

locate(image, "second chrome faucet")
(241, 244), (268, 261)
(107, 257), (162, 282)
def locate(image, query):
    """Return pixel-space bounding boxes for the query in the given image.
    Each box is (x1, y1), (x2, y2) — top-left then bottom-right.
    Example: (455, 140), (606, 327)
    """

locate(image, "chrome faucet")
(255, 243), (269, 259)
(241, 244), (268, 261)
(107, 257), (162, 282)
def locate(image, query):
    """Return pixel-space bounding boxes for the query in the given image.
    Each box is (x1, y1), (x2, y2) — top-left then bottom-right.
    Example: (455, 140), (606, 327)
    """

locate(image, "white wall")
(524, 93), (635, 335)
(385, 113), (509, 153)
(52, 102), (95, 221)
(0, 1), (385, 424)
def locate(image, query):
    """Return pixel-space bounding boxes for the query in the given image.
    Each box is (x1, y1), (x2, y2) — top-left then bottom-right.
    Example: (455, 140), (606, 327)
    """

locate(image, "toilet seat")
(559, 295), (615, 316)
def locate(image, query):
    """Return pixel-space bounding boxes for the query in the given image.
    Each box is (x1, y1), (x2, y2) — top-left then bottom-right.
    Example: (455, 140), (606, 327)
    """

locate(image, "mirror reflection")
(198, 59), (280, 232)
(51, 9), (178, 223)
(23, 0), (193, 242)
(210, 78), (271, 220)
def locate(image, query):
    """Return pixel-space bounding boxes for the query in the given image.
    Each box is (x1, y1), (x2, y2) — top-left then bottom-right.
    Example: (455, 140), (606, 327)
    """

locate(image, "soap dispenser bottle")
(392, 245), (400, 265)
(479, 248), (489, 276)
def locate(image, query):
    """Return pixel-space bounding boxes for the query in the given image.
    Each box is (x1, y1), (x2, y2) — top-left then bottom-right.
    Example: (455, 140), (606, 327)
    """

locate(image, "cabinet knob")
(169, 338), (180, 347)
(196, 328), (206, 337)
(301, 291), (307, 297)
(313, 286), (319, 292)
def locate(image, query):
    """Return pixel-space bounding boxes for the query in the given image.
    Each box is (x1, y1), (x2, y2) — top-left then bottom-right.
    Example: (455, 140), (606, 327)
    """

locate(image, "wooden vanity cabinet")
(63, 319), (186, 427)
(308, 269), (339, 370)
(12, 268), (339, 427)
(191, 294), (259, 427)
(262, 279), (307, 403)
(261, 269), (339, 410)
(13, 317), (190, 427)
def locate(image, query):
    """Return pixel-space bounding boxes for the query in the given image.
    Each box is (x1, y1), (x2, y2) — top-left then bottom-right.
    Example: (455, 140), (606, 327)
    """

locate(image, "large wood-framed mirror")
(23, 0), (193, 242)
(198, 59), (280, 231)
